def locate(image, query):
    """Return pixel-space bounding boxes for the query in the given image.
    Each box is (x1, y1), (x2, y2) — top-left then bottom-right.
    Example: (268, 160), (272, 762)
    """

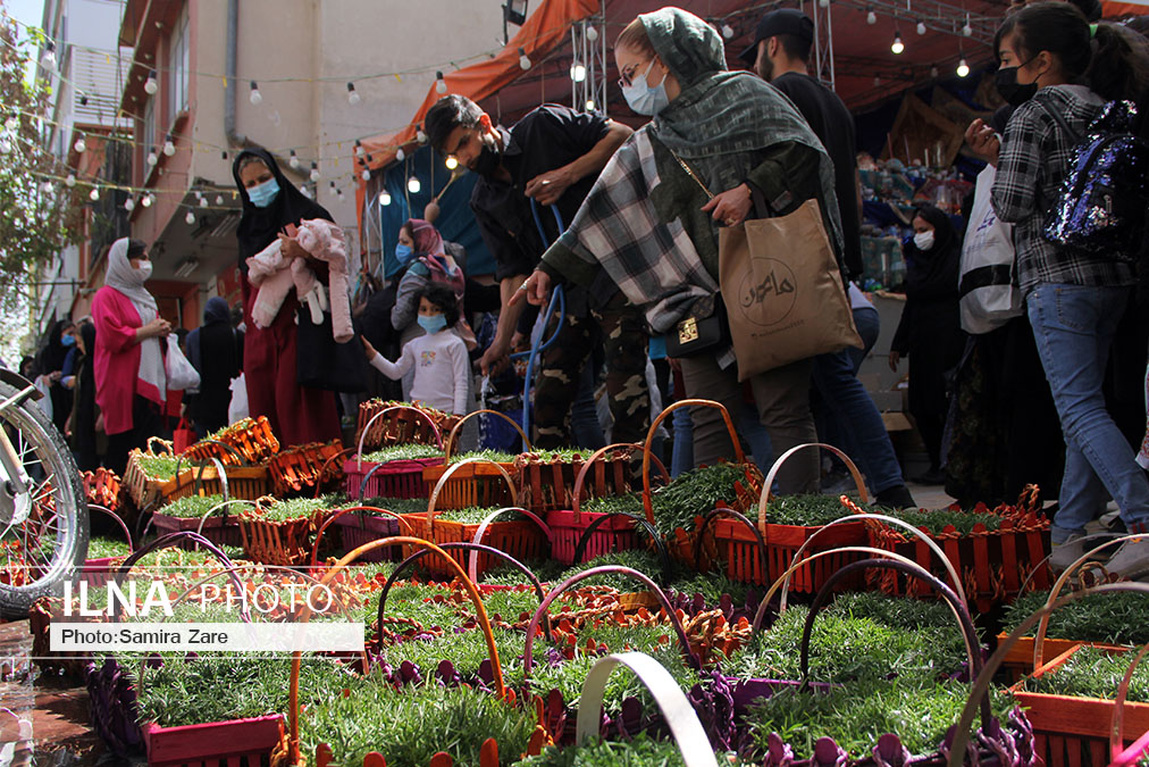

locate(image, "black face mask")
(470, 134), (502, 178)
(995, 65), (1039, 107)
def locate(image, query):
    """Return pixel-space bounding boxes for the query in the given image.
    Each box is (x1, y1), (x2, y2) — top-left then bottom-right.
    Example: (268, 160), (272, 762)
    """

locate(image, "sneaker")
(1049, 534), (1091, 573)
(1104, 537), (1149, 579)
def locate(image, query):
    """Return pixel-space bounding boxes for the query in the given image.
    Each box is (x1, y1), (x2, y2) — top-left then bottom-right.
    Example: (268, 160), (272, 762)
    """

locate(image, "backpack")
(1038, 99), (1149, 261)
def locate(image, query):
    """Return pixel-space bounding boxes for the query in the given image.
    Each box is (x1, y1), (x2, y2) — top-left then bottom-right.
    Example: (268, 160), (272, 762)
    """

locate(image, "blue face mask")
(395, 243), (415, 265)
(61, 334), (76, 347)
(621, 60), (670, 117)
(246, 178), (280, 208)
(417, 314), (447, 334)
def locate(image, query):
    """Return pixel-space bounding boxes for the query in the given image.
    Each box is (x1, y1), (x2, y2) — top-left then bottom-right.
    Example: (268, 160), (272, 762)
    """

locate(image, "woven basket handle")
(113, 531), (246, 621)
(313, 447), (354, 499)
(641, 399), (743, 524)
(425, 457), (518, 536)
(758, 442), (869, 536)
(466, 507), (551, 583)
(288, 536), (507, 765)
(1111, 641), (1149, 763)
(570, 443), (669, 522)
(576, 652), (718, 767)
(196, 498), (256, 541)
(85, 504), (134, 553)
(356, 406), (445, 468)
(443, 409), (531, 461)
(145, 436), (173, 457)
(308, 506), (415, 569)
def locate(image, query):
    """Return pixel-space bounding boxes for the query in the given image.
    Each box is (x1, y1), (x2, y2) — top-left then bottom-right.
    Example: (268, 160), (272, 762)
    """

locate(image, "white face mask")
(621, 60), (670, 117)
(913, 230), (935, 251)
(133, 260), (153, 282)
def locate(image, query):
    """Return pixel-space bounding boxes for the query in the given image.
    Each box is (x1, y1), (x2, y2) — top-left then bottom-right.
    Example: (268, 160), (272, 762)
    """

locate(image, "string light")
(962, 14), (972, 36)
(917, 20), (927, 35)
(144, 69), (158, 95)
(299, 184), (311, 198)
(65, 173), (75, 187)
(407, 176), (420, 193)
(720, 23), (734, 39)
(215, 194), (224, 205)
(185, 210), (195, 224)
(445, 156), (458, 170)
(518, 47), (531, 71)
(819, 0), (829, 7)
(416, 126), (427, 144)
(396, 147), (405, 162)
(141, 193), (154, 207)
(249, 80), (262, 105)
(436, 71), (447, 94)
(361, 168), (371, 181)
(866, 8), (877, 24)
(354, 140), (364, 157)
(956, 58), (970, 77)
(379, 189), (392, 205)
(73, 134), (86, 154)
(874, 76), (881, 87)
(147, 147), (158, 166)
(41, 42), (56, 73)
(347, 82), (360, 105)
(199, 195), (208, 207)
(88, 187), (99, 201)
(163, 136), (176, 156)
(891, 31), (904, 54)
(289, 149), (300, 170)
(124, 197), (135, 212)
(570, 62), (587, 82)
(931, 65), (939, 77)
(585, 98), (596, 111)
(309, 161), (320, 182)
(585, 24), (598, 41)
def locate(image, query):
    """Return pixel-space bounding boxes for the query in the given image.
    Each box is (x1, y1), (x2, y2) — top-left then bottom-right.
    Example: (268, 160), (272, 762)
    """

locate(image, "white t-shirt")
(369, 330), (470, 415)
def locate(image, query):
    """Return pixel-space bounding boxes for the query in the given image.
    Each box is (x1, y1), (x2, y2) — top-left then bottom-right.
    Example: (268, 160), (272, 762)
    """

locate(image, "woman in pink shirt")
(91, 238), (172, 474)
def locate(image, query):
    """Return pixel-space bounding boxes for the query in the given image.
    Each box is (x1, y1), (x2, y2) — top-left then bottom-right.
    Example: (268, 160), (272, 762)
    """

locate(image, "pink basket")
(342, 457), (441, 500)
(331, 513), (403, 562)
(150, 511), (244, 548)
(144, 714), (284, 767)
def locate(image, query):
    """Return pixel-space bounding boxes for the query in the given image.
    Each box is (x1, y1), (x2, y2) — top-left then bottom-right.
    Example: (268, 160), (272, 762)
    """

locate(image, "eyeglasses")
(617, 59), (654, 89)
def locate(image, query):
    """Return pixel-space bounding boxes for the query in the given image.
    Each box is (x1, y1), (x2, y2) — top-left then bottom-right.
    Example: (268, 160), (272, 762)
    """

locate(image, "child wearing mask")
(361, 285), (470, 416)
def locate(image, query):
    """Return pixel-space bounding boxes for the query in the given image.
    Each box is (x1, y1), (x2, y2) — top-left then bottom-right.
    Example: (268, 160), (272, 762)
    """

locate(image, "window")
(167, 6), (189, 125)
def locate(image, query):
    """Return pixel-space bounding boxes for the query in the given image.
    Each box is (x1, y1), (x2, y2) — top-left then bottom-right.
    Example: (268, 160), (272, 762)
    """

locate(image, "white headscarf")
(105, 238), (166, 398)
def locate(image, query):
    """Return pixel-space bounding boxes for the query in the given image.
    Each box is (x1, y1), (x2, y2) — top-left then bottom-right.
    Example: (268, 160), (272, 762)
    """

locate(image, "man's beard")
(470, 135), (502, 177)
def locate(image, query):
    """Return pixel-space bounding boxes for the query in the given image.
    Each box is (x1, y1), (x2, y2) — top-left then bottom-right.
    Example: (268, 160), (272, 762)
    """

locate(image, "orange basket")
(122, 437), (177, 509)
(404, 459), (550, 579)
(82, 468), (122, 512)
(546, 443), (669, 565)
(182, 416), (280, 465)
(420, 411), (522, 510)
(354, 399), (462, 450)
(863, 485), (1051, 612)
(161, 457), (272, 504)
(268, 440), (345, 497)
(237, 497), (326, 566)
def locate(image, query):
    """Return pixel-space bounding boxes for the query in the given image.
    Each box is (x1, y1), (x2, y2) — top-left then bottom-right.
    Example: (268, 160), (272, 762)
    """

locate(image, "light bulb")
(396, 148), (405, 162)
(931, 65), (939, 78)
(65, 173), (76, 187)
(867, 9), (877, 24)
(147, 148), (158, 166)
(347, 82), (360, 105)
(199, 196), (208, 207)
(585, 24), (598, 41)
(417, 129), (427, 144)
(289, 150), (300, 170)
(86, 187), (97, 202)
(124, 197), (135, 212)
(874, 76), (881, 87)
(445, 156), (458, 170)
(249, 81), (262, 105)
(42, 45), (57, 73)
(818, 0), (829, 7)
(361, 168), (371, 181)
(721, 24), (734, 39)
(310, 162), (320, 182)
(144, 70), (158, 95)
(185, 210), (195, 225)
(163, 138), (175, 156)
(73, 136), (86, 154)
(407, 176), (421, 194)
(571, 63), (587, 82)
(962, 17), (972, 36)
(141, 194), (153, 208)
(917, 20), (927, 35)
(518, 47), (531, 71)
(891, 32), (904, 54)
(355, 140), (364, 157)
(215, 194), (224, 205)
(300, 184), (311, 198)
(956, 58), (970, 77)
(436, 72), (448, 94)
(585, 98), (596, 111)
(379, 190), (392, 206)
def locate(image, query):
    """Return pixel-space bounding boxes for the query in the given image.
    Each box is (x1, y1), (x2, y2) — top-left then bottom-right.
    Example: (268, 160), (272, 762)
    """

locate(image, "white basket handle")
(575, 652), (718, 767)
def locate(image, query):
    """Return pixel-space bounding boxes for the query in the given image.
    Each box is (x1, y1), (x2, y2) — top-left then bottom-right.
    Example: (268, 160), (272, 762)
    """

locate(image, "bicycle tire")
(0, 379), (89, 617)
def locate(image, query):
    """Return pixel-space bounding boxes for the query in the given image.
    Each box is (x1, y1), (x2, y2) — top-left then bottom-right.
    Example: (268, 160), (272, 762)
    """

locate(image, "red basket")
(331, 511), (404, 562)
(238, 498), (325, 566)
(161, 462), (272, 504)
(545, 443), (669, 565)
(354, 400), (460, 450)
(421, 410), (524, 510)
(344, 456), (441, 500)
(268, 440), (345, 497)
(150, 509), (244, 548)
(144, 714), (285, 767)
(864, 485), (1051, 612)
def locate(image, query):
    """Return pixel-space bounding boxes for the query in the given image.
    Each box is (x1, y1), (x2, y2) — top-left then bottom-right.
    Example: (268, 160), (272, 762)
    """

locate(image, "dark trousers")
(105, 395), (163, 476)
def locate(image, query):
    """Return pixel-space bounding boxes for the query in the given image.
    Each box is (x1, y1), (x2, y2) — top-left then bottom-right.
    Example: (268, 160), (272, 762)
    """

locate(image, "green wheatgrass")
(1002, 590), (1149, 646)
(359, 443), (443, 464)
(1021, 645), (1149, 702)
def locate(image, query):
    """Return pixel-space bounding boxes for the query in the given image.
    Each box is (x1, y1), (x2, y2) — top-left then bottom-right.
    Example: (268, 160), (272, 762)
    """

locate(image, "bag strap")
(667, 148), (714, 200)
(1035, 98), (1083, 145)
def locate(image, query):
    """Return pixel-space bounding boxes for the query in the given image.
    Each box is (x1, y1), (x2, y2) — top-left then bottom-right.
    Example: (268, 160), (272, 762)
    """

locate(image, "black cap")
(739, 9), (814, 65)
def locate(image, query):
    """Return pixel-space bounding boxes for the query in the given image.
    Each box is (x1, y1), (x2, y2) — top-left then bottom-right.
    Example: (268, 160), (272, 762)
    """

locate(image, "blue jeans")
(811, 345), (906, 495)
(1027, 284), (1149, 542)
(850, 306), (881, 373)
(669, 400), (773, 477)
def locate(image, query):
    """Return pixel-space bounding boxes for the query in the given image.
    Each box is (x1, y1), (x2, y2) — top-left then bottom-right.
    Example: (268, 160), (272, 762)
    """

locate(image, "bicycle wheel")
(0, 379), (89, 617)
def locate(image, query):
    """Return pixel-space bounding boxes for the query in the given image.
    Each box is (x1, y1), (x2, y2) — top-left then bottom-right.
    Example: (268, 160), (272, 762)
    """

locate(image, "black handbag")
(295, 308), (369, 392)
(664, 294), (731, 358)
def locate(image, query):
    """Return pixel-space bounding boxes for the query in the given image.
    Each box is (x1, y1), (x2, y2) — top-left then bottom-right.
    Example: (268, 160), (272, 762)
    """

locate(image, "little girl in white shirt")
(361, 285), (470, 415)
